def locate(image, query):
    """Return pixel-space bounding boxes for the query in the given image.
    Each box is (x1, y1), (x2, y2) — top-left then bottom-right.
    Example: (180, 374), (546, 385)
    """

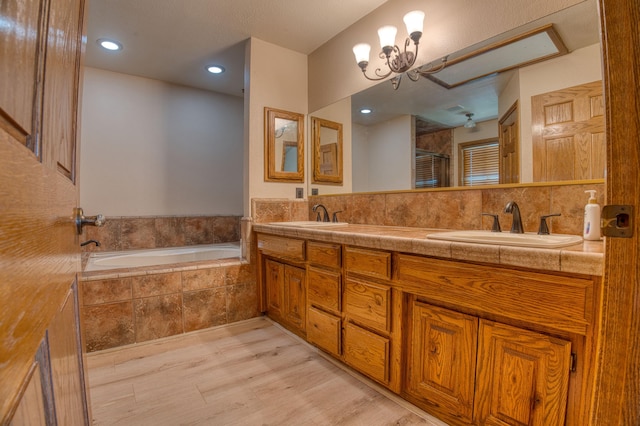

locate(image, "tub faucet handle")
(74, 207), (105, 235)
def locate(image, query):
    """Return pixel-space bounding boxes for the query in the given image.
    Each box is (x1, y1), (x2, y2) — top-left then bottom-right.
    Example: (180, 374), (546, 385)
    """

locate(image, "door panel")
(406, 301), (478, 422)
(0, 0), (86, 421)
(532, 80), (605, 182)
(499, 101), (519, 184)
(474, 320), (571, 426)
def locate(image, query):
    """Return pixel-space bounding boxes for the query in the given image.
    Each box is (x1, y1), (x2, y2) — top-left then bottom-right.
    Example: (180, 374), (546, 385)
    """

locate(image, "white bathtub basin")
(269, 221), (349, 227)
(426, 230), (583, 248)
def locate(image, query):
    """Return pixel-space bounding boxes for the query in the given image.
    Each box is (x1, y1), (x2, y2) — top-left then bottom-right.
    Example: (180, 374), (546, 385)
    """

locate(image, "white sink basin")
(426, 230), (583, 248)
(269, 221), (349, 227)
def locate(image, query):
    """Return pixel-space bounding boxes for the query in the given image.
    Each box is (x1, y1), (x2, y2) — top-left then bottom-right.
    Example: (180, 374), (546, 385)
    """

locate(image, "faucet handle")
(482, 213), (502, 232)
(332, 211), (343, 223)
(538, 213), (561, 235)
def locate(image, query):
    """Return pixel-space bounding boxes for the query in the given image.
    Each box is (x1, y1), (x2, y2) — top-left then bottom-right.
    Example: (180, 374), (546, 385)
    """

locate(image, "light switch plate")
(295, 188), (303, 199)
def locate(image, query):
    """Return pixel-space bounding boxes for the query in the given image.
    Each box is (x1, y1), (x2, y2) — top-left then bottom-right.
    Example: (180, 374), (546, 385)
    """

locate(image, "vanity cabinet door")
(474, 320), (571, 426)
(264, 259), (284, 317)
(405, 301), (478, 423)
(283, 264), (306, 333)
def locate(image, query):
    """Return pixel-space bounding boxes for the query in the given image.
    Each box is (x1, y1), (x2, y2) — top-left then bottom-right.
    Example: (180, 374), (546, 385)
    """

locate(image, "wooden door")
(283, 265), (306, 331)
(474, 320), (571, 426)
(532, 80), (605, 182)
(405, 301), (478, 423)
(0, 0), (87, 422)
(499, 101), (519, 184)
(593, 0), (640, 423)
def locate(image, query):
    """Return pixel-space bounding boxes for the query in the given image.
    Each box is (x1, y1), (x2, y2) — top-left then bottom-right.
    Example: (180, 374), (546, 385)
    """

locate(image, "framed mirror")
(311, 117), (343, 184)
(264, 107), (304, 182)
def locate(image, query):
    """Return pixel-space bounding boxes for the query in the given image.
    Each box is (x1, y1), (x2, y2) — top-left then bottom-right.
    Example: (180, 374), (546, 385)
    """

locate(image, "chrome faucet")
(504, 201), (524, 233)
(312, 204), (330, 222)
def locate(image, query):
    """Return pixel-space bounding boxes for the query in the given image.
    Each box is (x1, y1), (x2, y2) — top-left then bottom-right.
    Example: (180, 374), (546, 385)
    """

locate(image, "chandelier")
(352, 10), (447, 90)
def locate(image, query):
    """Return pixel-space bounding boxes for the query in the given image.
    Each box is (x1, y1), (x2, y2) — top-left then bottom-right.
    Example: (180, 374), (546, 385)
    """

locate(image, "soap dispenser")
(583, 190), (601, 241)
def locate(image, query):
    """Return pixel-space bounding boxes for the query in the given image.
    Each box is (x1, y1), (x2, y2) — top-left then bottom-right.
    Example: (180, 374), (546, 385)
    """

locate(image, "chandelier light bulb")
(403, 11), (425, 40)
(352, 9), (445, 90)
(377, 25), (397, 50)
(353, 43), (371, 65)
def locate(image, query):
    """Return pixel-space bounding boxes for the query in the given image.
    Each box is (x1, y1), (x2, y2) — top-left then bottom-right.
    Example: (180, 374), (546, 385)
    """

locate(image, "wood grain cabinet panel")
(344, 278), (390, 332)
(307, 241), (341, 269)
(343, 322), (390, 385)
(257, 234), (305, 261)
(307, 266), (341, 313)
(265, 259), (284, 316)
(344, 247), (391, 280)
(397, 254), (594, 336)
(283, 264), (306, 332)
(307, 306), (341, 357)
(405, 301), (478, 423)
(474, 320), (571, 426)
(264, 258), (306, 335)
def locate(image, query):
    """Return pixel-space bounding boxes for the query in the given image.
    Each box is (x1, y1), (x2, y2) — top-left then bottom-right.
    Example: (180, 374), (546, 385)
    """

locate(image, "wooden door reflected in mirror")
(311, 117), (343, 184)
(264, 107), (304, 182)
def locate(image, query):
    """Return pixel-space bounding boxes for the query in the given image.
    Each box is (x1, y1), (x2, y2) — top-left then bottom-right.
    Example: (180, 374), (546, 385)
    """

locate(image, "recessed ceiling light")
(360, 108), (372, 114)
(207, 65), (225, 74)
(97, 38), (122, 51)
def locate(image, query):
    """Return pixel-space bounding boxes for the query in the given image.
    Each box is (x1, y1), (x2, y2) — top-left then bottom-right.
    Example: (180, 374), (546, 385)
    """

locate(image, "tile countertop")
(252, 223), (604, 277)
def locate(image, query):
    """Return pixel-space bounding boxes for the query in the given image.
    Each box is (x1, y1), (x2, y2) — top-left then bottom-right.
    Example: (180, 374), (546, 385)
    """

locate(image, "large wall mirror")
(311, 116), (343, 184)
(264, 107), (304, 182)
(321, 0), (602, 193)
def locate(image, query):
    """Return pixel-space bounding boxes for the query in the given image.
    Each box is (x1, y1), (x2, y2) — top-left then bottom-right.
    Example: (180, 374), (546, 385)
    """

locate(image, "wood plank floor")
(87, 317), (448, 425)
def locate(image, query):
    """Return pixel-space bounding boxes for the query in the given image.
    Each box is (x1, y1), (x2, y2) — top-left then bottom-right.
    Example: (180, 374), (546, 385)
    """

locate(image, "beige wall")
(80, 67), (244, 216)
(245, 38), (309, 217)
(308, 0), (583, 112)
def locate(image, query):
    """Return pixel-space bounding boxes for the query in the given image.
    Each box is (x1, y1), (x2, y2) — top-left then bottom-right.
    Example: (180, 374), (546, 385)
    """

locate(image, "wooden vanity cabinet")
(306, 242), (342, 357)
(398, 254), (595, 426)
(258, 235), (307, 336)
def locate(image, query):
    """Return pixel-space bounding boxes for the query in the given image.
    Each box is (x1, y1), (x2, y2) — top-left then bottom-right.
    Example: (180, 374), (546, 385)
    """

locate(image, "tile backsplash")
(252, 182), (605, 236)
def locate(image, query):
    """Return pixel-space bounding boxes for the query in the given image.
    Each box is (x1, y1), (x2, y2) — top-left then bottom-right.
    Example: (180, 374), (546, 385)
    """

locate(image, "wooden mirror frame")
(311, 116), (343, 184)
(264, 107), (304, 182)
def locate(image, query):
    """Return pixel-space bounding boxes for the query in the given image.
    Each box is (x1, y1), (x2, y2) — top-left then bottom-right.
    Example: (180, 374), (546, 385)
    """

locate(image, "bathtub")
(84, 242), (241, 272)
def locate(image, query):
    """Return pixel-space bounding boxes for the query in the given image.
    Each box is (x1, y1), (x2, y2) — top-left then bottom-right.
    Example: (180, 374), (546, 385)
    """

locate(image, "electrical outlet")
(295, 187), (303, 199)
(312, 188), (318, 196)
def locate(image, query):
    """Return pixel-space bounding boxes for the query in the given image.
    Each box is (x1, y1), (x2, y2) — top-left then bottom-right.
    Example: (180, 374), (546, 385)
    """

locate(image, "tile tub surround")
(306, 182), (605, 236)
(82, 215), (242, 253)
(80, 260), (258, 352)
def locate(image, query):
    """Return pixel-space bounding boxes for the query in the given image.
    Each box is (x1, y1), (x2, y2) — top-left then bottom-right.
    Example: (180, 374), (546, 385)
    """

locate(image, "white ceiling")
(85, 0), (600, 131)
(85, 0), (389, 97)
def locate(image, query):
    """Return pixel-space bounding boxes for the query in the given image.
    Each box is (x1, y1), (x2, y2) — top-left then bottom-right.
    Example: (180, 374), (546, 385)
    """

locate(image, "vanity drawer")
(257, 234), (305, 261)
(344, 246), (391, 280)
(343, 322), (390, 385)
(344, 278), (390, 332)
(307, 306), (341, 357)
(396, 254), (595, 335)
(308, 266), (341, 313)
(307, 241), (341, 269)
